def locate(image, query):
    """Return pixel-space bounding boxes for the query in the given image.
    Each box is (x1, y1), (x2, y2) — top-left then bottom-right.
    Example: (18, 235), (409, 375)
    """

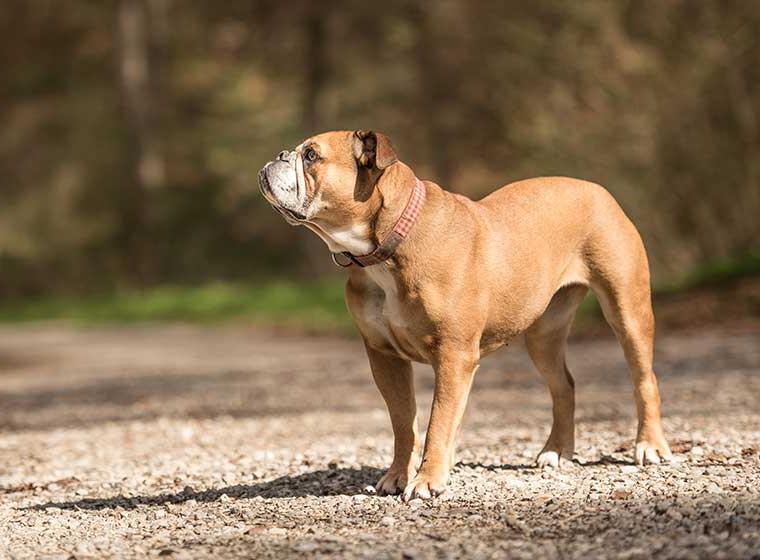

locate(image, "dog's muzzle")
(258, 150), (309, 222)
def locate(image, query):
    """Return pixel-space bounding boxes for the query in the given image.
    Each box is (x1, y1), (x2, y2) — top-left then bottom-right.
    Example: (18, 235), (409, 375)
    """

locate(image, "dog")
(258, 130), (672, 501)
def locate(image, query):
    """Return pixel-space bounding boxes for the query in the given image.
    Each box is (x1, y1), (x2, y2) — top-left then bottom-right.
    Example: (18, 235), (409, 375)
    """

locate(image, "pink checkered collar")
(331, 178), (427, 268)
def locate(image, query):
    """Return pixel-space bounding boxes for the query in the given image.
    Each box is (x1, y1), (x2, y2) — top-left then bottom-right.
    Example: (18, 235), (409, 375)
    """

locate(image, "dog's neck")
(370, 163), (421, 247)
(305, 163), (424, 259)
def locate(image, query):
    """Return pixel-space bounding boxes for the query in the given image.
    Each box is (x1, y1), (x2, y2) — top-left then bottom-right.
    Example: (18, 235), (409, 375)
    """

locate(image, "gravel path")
(0, 323), (758, 559)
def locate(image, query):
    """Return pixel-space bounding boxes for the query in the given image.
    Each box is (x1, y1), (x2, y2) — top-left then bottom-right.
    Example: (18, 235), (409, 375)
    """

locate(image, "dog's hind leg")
(525, 284), (588, 468)
(587, 225), (672, 465)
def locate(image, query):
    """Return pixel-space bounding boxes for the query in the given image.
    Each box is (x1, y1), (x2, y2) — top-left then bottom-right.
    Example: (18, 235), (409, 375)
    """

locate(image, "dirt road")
(0, 323), (758, 558)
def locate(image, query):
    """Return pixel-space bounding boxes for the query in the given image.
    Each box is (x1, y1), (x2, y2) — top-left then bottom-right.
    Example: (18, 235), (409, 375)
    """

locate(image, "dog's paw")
(402, 470), (448, 501)
(536, 438), (574, 469)
(536, 450), (561, 468)
(634, 438), (672, 465)
(375, 465), (415, 495)
(536, 449), (575, 468)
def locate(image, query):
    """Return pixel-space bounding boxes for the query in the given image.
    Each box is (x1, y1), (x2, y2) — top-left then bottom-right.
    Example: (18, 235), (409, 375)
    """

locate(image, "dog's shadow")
(458, 454), (631, 472)
(24, 456), (634, 512)
(25, 466), (385, 512)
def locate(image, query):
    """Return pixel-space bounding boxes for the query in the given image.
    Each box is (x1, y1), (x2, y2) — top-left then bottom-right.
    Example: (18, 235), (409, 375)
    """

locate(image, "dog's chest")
(360, 265), (420, 360)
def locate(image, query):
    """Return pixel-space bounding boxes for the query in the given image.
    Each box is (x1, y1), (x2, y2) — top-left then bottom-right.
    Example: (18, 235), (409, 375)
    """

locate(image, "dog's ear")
(353, 130), (397, 170)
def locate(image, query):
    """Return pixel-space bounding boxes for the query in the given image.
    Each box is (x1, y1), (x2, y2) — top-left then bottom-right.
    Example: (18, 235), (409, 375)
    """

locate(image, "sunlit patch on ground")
(0, 324), (758, 558)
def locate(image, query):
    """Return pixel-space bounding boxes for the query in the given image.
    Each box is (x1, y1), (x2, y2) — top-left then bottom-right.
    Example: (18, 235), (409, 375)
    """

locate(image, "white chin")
(282, 213), (302, 226)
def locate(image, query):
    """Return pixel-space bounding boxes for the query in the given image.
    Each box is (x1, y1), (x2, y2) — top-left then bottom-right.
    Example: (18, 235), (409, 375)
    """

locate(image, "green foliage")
(0, 280), (353, 333)
(1, 253), (757, 332)
(564, 252), (760, 330)
(671, 252), (760, 292)
(0, 1), (758, 296)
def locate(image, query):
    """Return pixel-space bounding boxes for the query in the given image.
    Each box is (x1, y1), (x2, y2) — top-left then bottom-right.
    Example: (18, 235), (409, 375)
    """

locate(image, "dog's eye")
(303, 148), (318, 163)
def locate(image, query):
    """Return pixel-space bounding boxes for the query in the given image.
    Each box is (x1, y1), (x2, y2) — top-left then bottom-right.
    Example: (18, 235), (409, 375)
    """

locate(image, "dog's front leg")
(364, 343), (421, 495)
(403, 347), (479, 501)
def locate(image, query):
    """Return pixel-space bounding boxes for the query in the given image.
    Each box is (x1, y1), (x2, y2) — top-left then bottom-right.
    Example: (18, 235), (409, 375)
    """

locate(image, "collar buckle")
(331, 252), (364, 268)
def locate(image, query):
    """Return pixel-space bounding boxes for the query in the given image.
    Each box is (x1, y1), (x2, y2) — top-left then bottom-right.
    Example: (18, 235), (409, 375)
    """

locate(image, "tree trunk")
(117, 0), (168, 284)
(300, 5), (334, 274)
(408, 3), (454, 187)
(302, 5), (327, 134)
(118, 0), (166, 191)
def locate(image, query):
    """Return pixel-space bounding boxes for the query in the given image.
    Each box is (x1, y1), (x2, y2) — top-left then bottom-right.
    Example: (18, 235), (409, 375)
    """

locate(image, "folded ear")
(353, 130), (398, 170)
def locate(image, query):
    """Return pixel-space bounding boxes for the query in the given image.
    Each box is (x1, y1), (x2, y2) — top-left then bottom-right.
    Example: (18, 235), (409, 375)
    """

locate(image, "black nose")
(277, 150), (290, 161)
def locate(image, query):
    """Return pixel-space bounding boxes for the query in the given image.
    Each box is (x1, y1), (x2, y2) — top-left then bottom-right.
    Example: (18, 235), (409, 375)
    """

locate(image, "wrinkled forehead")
(296, 131), (355, 161)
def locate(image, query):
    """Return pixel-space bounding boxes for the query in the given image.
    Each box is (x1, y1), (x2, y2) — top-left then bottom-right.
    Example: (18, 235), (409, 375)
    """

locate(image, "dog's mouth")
(257, 168), (274, 200)
(258, 169), (307, 223)
(280, 207), (307, 221)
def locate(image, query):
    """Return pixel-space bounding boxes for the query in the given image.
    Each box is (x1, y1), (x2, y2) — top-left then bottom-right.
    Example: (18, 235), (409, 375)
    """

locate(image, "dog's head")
(258, 130), (398, 230)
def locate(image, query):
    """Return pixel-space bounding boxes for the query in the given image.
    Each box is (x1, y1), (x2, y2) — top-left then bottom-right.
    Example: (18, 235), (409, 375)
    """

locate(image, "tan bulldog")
(258, 130), (671, 500)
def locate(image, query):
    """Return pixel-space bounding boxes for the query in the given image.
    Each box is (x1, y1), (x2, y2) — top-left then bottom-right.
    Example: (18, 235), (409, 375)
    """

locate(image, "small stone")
(5, 324), (758, 558)
(668, 510), (683, 522)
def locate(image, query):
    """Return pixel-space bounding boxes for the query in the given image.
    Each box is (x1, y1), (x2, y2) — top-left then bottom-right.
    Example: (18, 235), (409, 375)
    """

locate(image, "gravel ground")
(0, 322), (758, 559)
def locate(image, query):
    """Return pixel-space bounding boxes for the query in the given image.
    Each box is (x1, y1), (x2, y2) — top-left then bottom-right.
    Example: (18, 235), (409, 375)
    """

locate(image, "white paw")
(634, 441), (672, 466)
(402, 471), (448, 502)
(375, 468), (412, 495)
(536, 450), (560, 468)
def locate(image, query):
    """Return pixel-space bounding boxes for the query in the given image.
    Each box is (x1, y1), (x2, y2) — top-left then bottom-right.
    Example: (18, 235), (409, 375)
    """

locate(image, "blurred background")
(2, 5), (760, 554)
(1, 0), (758, 330)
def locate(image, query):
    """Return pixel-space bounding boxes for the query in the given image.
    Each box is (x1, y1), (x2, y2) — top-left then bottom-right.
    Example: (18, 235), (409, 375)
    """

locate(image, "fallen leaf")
(669, 440), (694, 454)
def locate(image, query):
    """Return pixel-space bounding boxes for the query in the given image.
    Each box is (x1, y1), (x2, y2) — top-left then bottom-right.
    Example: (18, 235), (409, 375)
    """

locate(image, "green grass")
(574, 252), (760, 328)
(676, 252), (760, 290)
(0, 280), (353, 333)
(0, 253), (756, 333)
